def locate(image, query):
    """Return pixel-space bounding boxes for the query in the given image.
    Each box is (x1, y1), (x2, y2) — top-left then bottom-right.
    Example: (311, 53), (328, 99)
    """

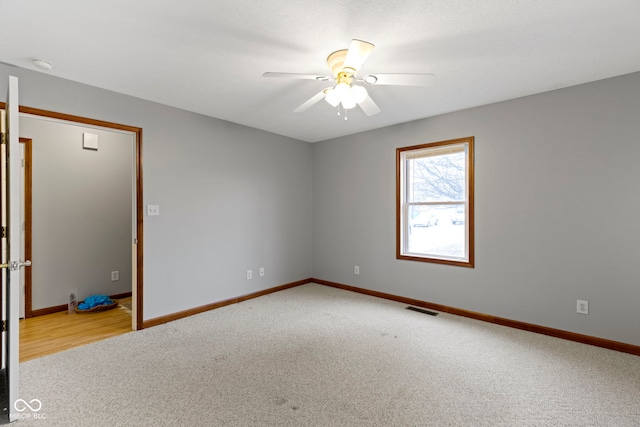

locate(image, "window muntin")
(397, 137), (474, 267)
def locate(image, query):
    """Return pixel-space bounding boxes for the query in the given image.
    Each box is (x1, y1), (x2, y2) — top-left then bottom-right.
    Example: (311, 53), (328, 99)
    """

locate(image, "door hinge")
(1, 321), (5, 332)
(1, 227), (6, 238)
(0, 132), (5, 145)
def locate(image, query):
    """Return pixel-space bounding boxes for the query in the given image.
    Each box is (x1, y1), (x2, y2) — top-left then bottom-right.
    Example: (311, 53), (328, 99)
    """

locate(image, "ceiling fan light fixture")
(334, 82), (350, 97)
(351, 85), (368, 103)
(325, 82), (367, 110)
(324, 88), (340, 107)
(335, 83), (357, 109)
(341, 97), (357, 110)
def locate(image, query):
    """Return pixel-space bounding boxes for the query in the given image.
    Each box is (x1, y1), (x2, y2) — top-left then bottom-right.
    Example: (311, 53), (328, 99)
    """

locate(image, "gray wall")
(4, 61), (639, 348)
(0, 63), (313, 321)
(20, 116), (133, 309)
(312, 71), (640, 347)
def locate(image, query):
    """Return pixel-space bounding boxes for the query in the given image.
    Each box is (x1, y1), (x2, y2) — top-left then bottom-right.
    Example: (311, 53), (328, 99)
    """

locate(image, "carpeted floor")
(17, 284), (640, 426)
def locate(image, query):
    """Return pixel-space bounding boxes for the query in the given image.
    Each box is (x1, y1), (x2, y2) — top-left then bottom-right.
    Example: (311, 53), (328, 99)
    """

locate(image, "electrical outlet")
(354, 266), (360, 275)
(247, 270), (252, 280)
(577, 299), (589, 315)
(259, 267), (265, 277)
(111, 271), (119, 282)
(146, 205), (160, 216)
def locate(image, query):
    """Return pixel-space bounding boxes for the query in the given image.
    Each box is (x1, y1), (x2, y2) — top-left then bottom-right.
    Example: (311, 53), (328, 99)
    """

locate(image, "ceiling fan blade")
(358, 95), (381, 116)
(263, 72), (333, 81)
(363, 73), (435, 86)
(342, 39), (375, 73)
(294, 90), (327, 113)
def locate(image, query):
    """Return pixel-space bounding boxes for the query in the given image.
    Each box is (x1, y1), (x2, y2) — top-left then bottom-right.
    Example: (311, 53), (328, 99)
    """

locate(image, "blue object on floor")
(78, 294), (113, 310)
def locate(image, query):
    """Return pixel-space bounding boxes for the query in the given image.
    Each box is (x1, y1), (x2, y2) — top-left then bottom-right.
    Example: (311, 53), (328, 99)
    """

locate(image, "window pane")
(407, 204), (465, 259)
(408, 151), (466, 203)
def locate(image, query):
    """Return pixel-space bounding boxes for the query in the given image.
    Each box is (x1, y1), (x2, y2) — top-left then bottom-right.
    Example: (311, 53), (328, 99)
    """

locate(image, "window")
(397, 136), (474, 267)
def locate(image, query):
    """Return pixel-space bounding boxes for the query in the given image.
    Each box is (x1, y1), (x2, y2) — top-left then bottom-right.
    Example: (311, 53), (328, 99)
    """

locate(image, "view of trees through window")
(397, 137), (474, 267)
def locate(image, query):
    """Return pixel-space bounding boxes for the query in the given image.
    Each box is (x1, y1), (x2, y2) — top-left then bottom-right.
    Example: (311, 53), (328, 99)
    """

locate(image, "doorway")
(18, 106), (143, 331)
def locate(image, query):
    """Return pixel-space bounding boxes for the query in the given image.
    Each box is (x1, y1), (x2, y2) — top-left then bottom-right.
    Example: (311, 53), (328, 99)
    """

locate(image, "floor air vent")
(406, 306), (439, 316)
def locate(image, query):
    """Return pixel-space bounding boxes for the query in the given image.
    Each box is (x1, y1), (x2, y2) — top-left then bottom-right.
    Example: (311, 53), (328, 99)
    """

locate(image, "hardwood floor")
(19, 298), (133, 362)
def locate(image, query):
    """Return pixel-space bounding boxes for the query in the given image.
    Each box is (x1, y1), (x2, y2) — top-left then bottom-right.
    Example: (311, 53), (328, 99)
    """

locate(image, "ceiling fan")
(263, 39), (435, 117)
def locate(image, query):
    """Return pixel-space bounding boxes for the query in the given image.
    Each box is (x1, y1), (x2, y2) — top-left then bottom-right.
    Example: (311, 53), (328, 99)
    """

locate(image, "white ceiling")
(2, 0), (640, 143)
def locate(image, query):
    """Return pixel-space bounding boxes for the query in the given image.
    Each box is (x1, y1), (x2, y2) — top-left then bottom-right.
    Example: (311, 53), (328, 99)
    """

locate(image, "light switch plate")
(147, 205), (160, 216)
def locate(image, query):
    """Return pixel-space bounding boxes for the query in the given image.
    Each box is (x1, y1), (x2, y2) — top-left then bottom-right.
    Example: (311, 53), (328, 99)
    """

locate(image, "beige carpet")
(17, 284), (640, 426)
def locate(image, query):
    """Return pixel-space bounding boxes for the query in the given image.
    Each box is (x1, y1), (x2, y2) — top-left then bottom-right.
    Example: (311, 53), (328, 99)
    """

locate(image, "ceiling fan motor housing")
(327, 49), (348, 77)
(336, 71), (353, 86)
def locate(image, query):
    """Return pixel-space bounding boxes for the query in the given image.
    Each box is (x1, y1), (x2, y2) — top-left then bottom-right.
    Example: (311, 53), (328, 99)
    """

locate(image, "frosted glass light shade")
(334, 82), (350, 98)
(341, 96), (357, 109)
(324, 88), (340, 107)
(324, 82), (365, 110)
(351, 85), (368, 103)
